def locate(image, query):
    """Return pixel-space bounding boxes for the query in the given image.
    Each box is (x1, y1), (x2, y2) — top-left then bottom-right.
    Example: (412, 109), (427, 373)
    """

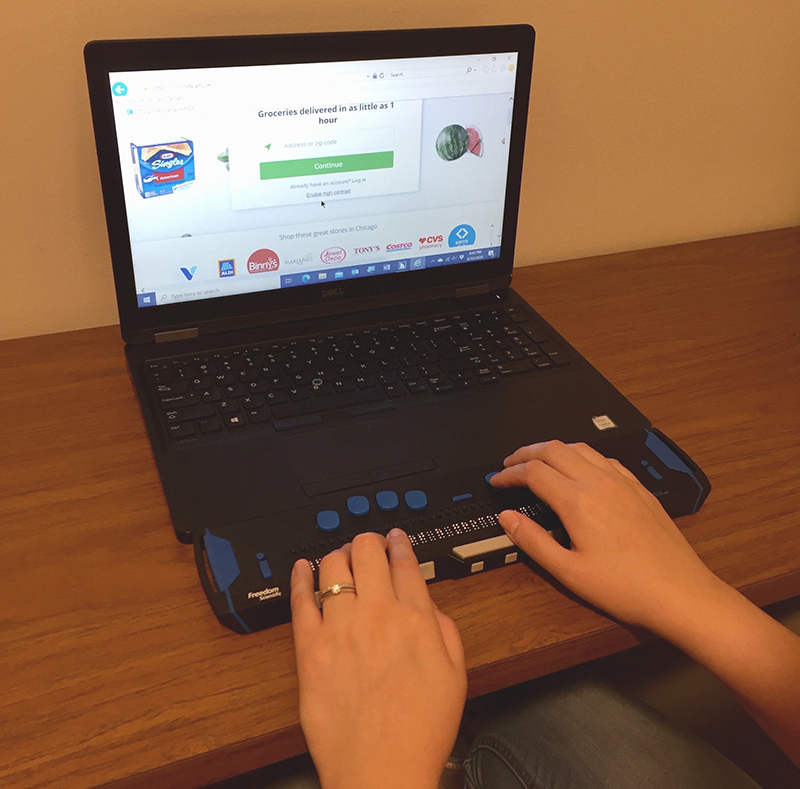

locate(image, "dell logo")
(321, 287), (345, 298)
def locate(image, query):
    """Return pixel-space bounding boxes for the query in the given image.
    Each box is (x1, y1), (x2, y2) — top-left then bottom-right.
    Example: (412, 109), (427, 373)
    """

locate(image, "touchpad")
(281, 419), (432, 488)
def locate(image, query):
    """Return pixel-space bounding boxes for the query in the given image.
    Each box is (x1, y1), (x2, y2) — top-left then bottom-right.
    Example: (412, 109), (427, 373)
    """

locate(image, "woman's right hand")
(490, 439), (722, 633)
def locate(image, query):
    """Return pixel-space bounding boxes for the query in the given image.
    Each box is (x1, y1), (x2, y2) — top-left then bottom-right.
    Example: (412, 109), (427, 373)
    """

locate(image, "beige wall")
(1, 1), (798, 341)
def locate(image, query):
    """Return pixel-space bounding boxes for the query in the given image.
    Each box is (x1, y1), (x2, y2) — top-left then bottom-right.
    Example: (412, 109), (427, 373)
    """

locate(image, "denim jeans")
(461, 671), (761, 789)
(208, 673), (761, 789)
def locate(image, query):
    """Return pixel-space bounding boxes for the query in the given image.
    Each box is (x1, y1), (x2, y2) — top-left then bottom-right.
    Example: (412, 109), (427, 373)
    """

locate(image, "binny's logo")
(321, 287), (345, 298)
(247, 586), (282, 601)
(247, 248), (280, 273)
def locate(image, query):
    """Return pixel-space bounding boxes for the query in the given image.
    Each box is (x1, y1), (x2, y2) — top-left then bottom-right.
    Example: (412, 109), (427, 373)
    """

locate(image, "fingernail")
(498, 510), (520, 535)
(292, 558), (307, 575)
(388, 528), (405, 540)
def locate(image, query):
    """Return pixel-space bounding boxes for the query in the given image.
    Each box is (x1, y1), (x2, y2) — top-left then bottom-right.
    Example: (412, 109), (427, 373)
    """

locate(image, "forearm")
(652, 576), (800, 767)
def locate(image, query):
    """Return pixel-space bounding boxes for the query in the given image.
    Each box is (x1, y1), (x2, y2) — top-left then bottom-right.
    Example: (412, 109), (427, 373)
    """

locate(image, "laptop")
(85, 25), (709, 632)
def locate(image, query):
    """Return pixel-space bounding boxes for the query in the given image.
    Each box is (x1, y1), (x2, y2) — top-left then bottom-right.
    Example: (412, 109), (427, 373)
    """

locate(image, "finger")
(608, 457), (639, 483)
(350, 531), (393, 600)
(317, 545), (356, 619)
(498, 509), (574, 580)
(502, 440), (599, 479)
(290, 559), (322, 655)
(387, 528), (430, 606)
(567, 442), (611, 470)
(490, 458), (574, 514)
(503, 440), (554, 468)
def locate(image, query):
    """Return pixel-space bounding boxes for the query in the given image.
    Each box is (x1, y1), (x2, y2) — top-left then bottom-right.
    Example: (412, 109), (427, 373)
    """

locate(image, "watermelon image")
(435, 124), (469, 160)
(466, 126), (483, 156)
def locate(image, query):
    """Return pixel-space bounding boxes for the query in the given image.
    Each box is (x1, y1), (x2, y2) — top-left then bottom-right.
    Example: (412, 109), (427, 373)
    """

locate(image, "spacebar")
(270, 388), (386, 420)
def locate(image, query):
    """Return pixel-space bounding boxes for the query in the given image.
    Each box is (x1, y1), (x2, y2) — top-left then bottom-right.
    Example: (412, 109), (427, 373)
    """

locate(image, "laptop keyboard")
(146, 305), (571, 444)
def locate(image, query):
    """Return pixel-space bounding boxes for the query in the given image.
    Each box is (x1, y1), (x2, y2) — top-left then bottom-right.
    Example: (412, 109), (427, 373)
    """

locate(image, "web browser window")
(108, 52), (519, 308)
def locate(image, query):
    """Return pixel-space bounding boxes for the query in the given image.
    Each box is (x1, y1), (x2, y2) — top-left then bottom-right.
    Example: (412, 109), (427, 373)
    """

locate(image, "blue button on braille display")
(347, 496), (370, 516)
(485, 472), (500, 485)
(452, 493), (473, 502)
(256, 552), (273, 579)
(317, 510), (340, 532)
(646, 465), (664, 481)
(405, 490), (428, 510)
(376, 491), (399, 511)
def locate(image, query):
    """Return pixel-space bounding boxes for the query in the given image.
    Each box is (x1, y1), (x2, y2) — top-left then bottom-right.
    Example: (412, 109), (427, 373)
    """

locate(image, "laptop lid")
(85, 26), (534, 345)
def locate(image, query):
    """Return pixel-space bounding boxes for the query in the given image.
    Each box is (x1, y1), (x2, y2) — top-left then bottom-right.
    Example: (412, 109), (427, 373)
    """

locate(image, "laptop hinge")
(455, 284), (491, 299)
(154, 327), (199, 343)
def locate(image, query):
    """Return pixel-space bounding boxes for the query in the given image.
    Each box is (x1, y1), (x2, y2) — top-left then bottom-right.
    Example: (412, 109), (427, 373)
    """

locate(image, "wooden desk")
(1, 228), (799, 789)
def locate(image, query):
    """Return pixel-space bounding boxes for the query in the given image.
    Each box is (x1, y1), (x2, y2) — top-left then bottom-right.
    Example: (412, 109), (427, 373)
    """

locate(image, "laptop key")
(168, 422), (195, 439)
(384, 383), (408, 398)
(199, 418), (222, 433)
(271, 386), (385, 421)
(265, 390), (289, 406)
(156, 381), (188, 395)
(496, 359), (534, 375)
(164, 404), (215, 422)
(159, 393), (199, 409)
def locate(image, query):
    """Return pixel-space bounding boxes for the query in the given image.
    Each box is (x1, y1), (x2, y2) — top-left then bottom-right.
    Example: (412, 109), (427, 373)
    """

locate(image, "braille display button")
(347, 496), (370, 516)
(404, 490), (428, 510)
(376, 491), (399, 511)
(317, 510), (341, 532)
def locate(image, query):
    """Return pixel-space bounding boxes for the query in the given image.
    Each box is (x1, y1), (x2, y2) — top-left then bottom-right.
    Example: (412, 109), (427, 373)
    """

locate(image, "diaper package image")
(131, 139), (195, 198)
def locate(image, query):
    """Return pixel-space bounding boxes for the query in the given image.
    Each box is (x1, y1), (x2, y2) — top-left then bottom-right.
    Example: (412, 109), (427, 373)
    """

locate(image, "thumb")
(498, 509), (572, 579)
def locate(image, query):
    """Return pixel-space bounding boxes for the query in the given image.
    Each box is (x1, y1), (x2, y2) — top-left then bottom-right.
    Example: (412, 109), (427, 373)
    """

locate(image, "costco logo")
(386, 242), (413, 251)
(320, 247), (346, 264)
(247, 248), (280, 273)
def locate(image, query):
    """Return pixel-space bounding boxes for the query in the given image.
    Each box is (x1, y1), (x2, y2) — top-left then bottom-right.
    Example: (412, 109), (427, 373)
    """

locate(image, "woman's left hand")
(291, 528), (467, 789)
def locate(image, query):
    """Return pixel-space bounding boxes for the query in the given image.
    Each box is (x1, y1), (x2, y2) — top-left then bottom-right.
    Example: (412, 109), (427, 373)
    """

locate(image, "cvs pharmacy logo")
(247, 248), (280, 274)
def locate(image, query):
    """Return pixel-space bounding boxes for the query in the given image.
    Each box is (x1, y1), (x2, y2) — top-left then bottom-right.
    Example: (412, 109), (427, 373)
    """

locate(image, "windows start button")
(260, 151), (394, 180)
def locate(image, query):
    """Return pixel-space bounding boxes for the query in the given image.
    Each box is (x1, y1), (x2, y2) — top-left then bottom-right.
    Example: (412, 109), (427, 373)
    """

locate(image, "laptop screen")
(107, 51), (519, 310)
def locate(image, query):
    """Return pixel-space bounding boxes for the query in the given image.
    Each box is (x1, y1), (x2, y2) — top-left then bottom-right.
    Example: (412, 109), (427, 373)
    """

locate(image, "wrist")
(320, 760), (442, 789)
(645, 569), (736, 645)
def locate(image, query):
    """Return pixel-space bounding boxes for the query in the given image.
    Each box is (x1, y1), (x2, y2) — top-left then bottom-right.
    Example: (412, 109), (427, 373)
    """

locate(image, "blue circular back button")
(316, 510), (340, 532)
(404, 490), (428, 510)
(347, 496), (370, 516)
(376, 491), (399, 511)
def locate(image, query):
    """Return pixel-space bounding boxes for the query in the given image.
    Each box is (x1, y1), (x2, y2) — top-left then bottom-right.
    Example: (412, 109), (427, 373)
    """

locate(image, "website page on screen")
(108, 52), (519, 309)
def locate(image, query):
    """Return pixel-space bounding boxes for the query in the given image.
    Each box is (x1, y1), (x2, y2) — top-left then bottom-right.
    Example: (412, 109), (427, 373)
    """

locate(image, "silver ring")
(319, 583), (357, 603)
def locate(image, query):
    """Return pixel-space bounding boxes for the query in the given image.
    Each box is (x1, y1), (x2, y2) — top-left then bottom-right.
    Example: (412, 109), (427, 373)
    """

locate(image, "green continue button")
(260, 151), (394, 180)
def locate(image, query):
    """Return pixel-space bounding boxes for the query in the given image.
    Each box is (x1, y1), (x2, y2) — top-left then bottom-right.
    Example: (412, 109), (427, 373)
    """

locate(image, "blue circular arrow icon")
(111, 82), (128, 97)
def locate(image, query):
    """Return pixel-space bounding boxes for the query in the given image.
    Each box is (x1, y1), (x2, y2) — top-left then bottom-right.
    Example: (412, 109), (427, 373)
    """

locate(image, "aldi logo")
(218, 259), (236, 278)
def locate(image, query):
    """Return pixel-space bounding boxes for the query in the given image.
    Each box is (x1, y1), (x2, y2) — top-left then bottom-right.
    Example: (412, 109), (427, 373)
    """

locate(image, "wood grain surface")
(1, 228), (798, 789)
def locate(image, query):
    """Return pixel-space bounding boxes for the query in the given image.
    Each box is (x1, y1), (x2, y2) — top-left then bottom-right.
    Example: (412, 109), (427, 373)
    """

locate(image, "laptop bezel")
(85, 25), (535, 344)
